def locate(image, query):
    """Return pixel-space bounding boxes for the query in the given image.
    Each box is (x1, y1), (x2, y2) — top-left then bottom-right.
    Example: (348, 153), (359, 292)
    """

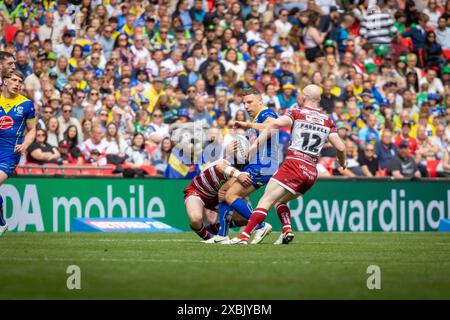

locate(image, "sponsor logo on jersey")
(15, 106), (24, 115)
(0, 115), (14, 130)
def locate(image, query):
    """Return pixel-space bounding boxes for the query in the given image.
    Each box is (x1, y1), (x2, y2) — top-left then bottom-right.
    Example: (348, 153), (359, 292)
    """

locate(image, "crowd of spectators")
(1, 0), (450, 178)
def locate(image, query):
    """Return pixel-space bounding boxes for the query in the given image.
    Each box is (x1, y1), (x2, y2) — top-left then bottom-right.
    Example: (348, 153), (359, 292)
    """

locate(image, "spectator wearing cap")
(387, 140), (421, 179)
(277, 81), (296, 110)
(436, 16), (450, 49)
(375, 129), (398, 169)
(431, 124), (448, 160)
(53, 0), (72, 33)
(395, 120), (419, 157)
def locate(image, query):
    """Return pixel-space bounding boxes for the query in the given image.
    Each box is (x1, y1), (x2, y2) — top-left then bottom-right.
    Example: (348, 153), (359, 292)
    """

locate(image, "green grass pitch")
(0, 232), (449, 299)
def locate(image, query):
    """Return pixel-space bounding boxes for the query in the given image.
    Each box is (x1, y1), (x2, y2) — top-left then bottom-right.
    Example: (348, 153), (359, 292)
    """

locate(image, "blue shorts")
(242, 164), (272, 189)
(0, 153), (20, 177)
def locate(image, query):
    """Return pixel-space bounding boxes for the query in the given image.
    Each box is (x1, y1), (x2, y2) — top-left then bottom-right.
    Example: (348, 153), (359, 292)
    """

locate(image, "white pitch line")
(97, 239), (194, 243)
(0, 256), (284, 265)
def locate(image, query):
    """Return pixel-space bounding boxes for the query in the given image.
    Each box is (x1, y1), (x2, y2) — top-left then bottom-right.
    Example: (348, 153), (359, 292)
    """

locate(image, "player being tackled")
(227, 85), (347, 245)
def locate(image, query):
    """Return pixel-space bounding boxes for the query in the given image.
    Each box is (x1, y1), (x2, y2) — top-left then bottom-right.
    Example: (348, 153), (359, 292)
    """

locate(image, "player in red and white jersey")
(228, 84), (347, 244)
(184, 158), (252, 240)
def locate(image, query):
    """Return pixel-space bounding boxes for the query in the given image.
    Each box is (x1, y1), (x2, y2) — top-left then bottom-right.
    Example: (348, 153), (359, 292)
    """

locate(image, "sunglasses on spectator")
(90, 92), (99, 95)
(122, 81), (130, 85)
(210, 52), (218, 55)
(44, 110), (53, 114)
(100, 113), (108, 116)
(153, 114), (163, 118)
(160, 31), (168, 34)
(188, 89), (196, 93)
(63, 109), (72, 113)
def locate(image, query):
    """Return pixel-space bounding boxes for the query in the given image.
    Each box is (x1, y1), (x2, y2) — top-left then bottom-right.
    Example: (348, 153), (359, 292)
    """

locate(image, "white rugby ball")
(234, 134), (250, 165)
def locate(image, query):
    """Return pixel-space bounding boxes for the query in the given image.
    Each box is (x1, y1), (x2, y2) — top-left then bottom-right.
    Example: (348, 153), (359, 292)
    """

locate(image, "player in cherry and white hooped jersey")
(228, 84), (347, 244)
(184, 158), (253, 241)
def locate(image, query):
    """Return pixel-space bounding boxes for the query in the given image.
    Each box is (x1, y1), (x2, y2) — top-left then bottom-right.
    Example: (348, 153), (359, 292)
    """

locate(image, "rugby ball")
(234, 134), (250, 165)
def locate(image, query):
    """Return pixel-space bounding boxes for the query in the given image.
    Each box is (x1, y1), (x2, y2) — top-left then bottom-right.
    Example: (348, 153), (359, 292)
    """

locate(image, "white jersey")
(285, 106), (336, 166)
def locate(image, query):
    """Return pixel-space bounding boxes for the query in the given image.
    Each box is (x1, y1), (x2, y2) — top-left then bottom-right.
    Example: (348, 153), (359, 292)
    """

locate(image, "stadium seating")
(426, 159), (440, 178)
(319, 157), (336, 175)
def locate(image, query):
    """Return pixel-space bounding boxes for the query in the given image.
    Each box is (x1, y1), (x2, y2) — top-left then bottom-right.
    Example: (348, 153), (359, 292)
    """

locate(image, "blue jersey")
(244, 107), (278, 187)
(0, 94), (35, 176)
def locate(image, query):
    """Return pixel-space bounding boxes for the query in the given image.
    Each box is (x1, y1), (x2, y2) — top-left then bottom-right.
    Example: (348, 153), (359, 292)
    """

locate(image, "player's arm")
(328, 132), (346, 170)
(15, 120), (36, 154)
(215, 159), (252, 187)
(235, 115), (293, 131)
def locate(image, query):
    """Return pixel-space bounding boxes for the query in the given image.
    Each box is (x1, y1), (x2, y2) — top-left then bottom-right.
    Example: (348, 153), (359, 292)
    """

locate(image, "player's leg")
(228, 180), (294, 244)
(273, 193), (299, 245)
(224, 179), (256, 221)
(185, 196), (212, 240)
(275, 201), (293, 234)
(0, 171), (9, 236)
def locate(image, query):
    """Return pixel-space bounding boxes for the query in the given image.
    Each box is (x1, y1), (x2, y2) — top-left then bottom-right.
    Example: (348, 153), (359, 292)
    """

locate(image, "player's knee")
(189, 219), (203, 230)
(224, 192), (237, 205)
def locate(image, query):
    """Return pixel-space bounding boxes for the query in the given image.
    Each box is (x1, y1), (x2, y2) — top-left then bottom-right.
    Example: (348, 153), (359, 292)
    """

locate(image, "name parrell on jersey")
(270, 105), (336, 195)
(285, 106), (336, 166)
